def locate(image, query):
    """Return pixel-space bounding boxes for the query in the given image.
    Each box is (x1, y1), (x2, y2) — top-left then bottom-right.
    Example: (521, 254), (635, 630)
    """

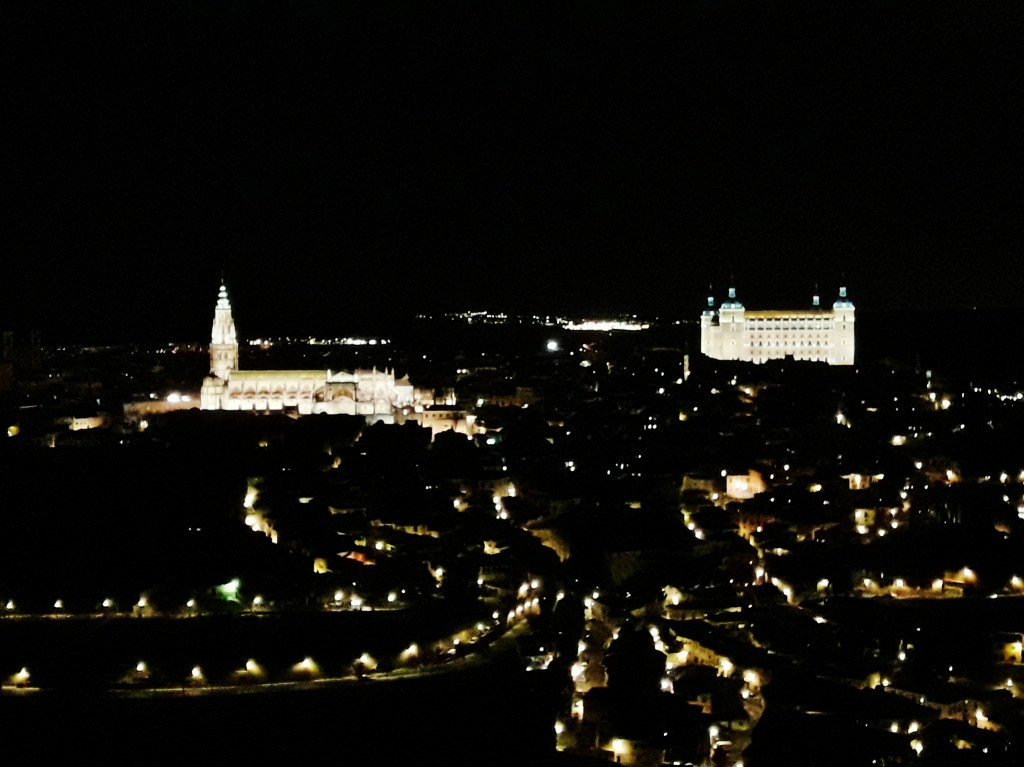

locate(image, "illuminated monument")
(200, 283), (418, 418)
(209, 283), (238, 380)
(700, 286), (855, 365)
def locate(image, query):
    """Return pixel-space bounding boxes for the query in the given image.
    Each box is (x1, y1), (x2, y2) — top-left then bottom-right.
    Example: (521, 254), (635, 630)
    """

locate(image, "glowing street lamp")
(358, 652), (377, 671)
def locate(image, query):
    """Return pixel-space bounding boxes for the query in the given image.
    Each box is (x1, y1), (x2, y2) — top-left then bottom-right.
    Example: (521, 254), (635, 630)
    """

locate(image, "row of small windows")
(730, 320), (852, 330)
(749, 341), (831, 348)
(747, 321), (832, 329)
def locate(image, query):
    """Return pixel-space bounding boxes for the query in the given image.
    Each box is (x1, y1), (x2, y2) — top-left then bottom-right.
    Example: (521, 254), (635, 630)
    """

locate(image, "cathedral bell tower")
(209, 282), (238, 380)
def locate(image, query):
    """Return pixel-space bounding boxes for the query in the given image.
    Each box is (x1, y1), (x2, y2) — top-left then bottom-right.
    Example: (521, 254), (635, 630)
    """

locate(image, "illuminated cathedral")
(200, 283), (419, 419)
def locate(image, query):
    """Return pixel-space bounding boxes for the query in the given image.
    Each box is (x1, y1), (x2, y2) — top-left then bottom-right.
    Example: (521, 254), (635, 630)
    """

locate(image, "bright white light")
(546, 340), (559, 352)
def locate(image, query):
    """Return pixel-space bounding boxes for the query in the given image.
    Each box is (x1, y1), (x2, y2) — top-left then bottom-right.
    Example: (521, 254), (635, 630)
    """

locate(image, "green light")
(216, 578), (241, 601)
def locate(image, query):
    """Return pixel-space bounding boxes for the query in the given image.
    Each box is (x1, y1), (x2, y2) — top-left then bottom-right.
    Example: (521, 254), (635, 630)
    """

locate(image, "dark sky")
(5, 2), (1023, 342)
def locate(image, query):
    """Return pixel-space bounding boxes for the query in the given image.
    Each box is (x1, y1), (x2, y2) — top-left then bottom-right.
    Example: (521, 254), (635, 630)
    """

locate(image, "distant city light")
(564, 320), (649, 332)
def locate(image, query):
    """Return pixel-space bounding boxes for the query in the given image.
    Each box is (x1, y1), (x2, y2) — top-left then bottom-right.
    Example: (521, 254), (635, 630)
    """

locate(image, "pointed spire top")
(721, 282), (743, 309)
(833, 283), (854, 309)
(217, 281), (231, 310)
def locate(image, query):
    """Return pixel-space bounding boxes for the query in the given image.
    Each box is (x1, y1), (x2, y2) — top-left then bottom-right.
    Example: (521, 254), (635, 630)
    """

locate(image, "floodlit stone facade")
(200, 283), (417, 419)
(700, 286), (855, 365)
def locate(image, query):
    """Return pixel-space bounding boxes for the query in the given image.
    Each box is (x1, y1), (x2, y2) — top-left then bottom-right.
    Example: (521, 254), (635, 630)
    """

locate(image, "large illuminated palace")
(200, 283), (419, 418)
(700, 286), (855, 365)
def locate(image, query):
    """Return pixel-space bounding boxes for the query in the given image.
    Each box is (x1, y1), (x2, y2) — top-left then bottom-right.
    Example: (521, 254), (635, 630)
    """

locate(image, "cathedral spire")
(216, 281), (231, 310)
(210, 281), (238, 379)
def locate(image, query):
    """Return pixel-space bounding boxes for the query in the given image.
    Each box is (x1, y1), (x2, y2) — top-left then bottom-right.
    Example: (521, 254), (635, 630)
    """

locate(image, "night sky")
(5, 2), (1023, 342)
